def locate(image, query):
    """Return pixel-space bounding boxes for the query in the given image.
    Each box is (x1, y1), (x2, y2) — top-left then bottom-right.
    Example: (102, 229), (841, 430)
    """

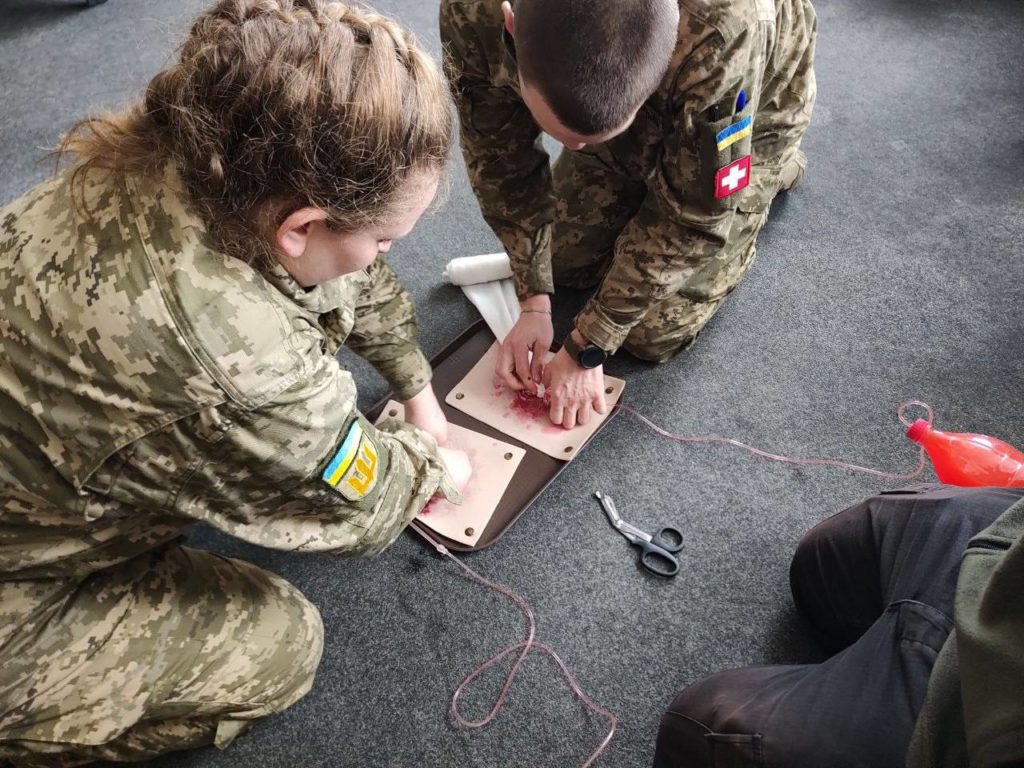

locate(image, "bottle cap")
(906, 418), (931, 443)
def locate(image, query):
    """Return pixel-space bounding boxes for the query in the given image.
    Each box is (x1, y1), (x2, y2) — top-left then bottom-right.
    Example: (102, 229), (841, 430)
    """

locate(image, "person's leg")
(622, 207), (763, 363)
(550, 145), (647, 290)
(621, 290), (734, 363)
(654, 599), (952, 768)
(654, 486), (1024, 768)
(0, 544), (324, 766)
(755, 0), (817, 195)
(2, 718), (221, 768)
(789, 484), (1024, 652)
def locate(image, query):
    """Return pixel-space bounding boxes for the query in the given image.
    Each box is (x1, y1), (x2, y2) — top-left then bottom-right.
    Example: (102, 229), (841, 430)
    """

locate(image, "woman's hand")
(403, 385), (449, 445)
(494, 294), (554, 393)
(437, 447), (472, 493)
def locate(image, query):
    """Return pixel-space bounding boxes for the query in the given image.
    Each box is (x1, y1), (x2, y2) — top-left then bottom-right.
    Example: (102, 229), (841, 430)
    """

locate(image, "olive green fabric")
(906, 497), (1024, 768)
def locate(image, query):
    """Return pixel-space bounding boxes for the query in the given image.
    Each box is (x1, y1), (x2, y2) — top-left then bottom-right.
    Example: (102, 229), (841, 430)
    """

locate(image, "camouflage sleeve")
(575, 32), (771, 352)
(440, 0), (556, 299)
(93, 356), (460, 556)
(328, 257), (432, 401)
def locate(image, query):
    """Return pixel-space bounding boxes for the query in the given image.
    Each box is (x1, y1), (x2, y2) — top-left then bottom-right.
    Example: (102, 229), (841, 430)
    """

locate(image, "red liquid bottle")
(907, 419), (1024, 487)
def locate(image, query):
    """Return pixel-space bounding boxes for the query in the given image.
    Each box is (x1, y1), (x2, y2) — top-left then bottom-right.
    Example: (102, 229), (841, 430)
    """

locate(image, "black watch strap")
(563, 332), (608, 369)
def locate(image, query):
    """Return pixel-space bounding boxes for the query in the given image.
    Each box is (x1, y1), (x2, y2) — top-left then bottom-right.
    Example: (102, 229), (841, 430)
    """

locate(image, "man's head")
(503, 0), (679, 149)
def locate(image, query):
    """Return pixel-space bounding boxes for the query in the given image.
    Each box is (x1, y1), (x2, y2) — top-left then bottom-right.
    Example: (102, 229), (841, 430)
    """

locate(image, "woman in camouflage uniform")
(0, 1), (467, 763)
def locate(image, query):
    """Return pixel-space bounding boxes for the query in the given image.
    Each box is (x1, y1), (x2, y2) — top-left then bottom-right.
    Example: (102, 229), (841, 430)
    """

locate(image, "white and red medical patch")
(714, 155), (752, 199)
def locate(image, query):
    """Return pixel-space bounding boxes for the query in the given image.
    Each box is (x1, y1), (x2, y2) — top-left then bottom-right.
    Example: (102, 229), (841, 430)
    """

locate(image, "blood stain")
(510, 390), (551, 418)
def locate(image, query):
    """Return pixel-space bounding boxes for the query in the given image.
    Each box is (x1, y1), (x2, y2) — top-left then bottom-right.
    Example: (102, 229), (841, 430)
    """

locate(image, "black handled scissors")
(595, 491), (684, 577)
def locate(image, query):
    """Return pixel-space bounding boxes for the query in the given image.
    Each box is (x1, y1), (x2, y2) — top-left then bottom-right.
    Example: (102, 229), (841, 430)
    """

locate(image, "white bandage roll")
(444, 252), (513, 286)
(499, 279), (519, 315)
(462, 282), (519, 343)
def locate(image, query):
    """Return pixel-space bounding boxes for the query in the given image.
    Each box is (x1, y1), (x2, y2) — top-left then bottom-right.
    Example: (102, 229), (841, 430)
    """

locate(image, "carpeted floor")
(2, 0), (1023, 766)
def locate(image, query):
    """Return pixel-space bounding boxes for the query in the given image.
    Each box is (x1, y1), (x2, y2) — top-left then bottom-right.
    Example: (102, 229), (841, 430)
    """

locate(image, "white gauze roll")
(444, 252), (513, 286)
(462, 282), (517, 342)
(444, 252), (521, 342)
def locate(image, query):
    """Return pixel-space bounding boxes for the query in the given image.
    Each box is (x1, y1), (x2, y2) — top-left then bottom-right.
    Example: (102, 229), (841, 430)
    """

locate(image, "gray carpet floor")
(2, 0), (1023, 766)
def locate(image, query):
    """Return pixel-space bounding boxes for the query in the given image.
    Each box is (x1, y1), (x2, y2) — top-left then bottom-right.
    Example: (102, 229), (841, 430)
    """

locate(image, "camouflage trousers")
(551, 86), (815, 363)
(0, 544), (323, 766)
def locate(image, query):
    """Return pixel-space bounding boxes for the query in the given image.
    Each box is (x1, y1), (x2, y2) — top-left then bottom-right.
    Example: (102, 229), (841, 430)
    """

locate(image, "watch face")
(580, 345), (607, 369)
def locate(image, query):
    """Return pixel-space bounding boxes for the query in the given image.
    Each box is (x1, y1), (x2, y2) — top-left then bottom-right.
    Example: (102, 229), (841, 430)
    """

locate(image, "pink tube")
(411, 522), (616, 768)
(612, 400), (933, 480)
(413, 400), (935, 767)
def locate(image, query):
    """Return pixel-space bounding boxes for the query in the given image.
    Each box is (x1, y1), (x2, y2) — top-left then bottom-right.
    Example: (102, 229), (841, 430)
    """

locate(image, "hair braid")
(58, 0), (452, 266)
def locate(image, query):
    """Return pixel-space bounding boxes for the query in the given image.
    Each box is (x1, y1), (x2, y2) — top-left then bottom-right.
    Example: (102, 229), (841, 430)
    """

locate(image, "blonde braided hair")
(59, 0), (452, 264)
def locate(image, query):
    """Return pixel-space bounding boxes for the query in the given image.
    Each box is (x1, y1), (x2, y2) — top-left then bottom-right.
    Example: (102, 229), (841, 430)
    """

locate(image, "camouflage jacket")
(0, 166), (458, 581)
(441, 0), (816, 351)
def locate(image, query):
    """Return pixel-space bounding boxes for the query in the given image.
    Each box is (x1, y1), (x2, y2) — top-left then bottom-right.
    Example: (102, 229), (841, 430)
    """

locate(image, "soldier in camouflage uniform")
(0, 1), (463, 764)
(441, 0), (816, 428)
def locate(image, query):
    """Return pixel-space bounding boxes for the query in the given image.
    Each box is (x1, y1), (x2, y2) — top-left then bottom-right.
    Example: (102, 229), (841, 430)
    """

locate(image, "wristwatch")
(562, 331), (608, 369)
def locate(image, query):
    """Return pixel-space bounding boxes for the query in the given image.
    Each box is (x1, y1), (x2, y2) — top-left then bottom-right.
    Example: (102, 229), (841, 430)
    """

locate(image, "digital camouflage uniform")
(441, 0), (816, 360)
(0, 166), (459, 765)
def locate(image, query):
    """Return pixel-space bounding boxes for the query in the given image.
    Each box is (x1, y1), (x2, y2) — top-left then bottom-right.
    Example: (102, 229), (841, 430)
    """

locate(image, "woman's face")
(274, 171), (441, 287)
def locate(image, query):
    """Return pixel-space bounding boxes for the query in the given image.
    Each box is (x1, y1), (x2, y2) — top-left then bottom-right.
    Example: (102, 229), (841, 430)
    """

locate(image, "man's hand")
(542, 334), (609, 429)
(437, 447), (472, 493)
(495, 294), (554, 394)
(403, 385), (449, 445)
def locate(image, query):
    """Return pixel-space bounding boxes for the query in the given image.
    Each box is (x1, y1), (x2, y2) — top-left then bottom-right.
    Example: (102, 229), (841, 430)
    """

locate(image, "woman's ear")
(501, 1), (515, 35)
(275, 207), (329, 260)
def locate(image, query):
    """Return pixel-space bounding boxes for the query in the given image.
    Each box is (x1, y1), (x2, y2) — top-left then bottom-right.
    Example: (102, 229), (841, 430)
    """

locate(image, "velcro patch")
(322, 421), (380, 501)
(714, 155), (752, 199)
(715, 115), (753, 152)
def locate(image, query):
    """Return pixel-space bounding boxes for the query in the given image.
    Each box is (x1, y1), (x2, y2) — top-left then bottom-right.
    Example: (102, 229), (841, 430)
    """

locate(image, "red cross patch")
(714, 155), (752, 199)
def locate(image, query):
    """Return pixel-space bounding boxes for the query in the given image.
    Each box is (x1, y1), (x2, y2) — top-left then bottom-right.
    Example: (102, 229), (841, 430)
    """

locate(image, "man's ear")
(275, 207), (329, 260)
(501, 1), (515, 36)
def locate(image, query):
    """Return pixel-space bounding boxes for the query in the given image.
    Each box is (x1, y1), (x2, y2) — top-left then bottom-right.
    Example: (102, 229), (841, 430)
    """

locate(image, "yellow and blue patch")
(715, 115), (753, 152)
(322, 421), (380, 502)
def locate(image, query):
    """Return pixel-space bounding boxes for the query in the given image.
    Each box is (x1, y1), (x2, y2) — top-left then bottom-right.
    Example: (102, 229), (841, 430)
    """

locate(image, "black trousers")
(653, 484), (1024, 768)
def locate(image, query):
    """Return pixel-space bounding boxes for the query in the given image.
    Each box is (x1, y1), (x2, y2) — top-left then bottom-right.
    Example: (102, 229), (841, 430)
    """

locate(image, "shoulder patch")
(322, 421), (380, 501)
(715, 115), (753, 152)
(715, 155), (752, 199)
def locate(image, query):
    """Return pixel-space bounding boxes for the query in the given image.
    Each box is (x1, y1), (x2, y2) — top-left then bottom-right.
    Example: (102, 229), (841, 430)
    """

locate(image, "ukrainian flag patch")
(323, 421), (380, 501)
(716, 115), (753, 152)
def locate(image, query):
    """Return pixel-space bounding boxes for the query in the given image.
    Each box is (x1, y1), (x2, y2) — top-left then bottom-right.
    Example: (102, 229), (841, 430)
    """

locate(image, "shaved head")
(514, 0), (679, 136)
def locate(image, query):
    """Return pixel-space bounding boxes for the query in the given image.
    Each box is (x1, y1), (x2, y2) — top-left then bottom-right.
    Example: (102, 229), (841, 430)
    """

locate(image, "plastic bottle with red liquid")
(906, 419), (1024, 487)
